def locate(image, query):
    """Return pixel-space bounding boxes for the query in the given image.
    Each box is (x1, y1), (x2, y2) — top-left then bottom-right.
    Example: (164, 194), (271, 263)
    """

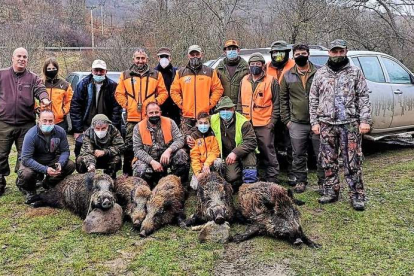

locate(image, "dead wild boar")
(232, 182), (319, 248)
(82, 203), (123, 234)
(192, 221), (231, 243)
(139, 175), (185, 237)
(114, 175), (151, 228)
(186, 172), (234, 226)
(31, 172), (116, 219)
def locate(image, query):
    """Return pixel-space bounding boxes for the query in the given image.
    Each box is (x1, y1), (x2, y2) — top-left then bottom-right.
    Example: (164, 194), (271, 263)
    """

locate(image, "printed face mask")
(272, 52), (286, 62)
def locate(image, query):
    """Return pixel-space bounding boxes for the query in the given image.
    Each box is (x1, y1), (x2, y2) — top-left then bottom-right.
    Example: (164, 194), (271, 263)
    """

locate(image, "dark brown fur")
(31, 173), (116, 219)
(140, 175), (185, 237)
(186, 172), (234, 226)
(232, 182), (319, 248)
(114, 175), (151, 228)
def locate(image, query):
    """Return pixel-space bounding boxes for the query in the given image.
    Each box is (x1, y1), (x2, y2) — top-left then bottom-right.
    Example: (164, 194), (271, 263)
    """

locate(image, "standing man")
(266, 40), (296, 186)
(211, 96), (258, 188)
(132, 102), (189, 185)
(70, 59), (122, 157)
(17, 110), (75, 203)
(0, 47), (51, 196)
(154, 47), (180, 125)
(309, 39), (371, 211)
(238, 53), (279, 183)
(115, 48), (169, 176)
(280, 44), (324, 193)
(216, 39), (249, 105)
(170, 45), (224, 139)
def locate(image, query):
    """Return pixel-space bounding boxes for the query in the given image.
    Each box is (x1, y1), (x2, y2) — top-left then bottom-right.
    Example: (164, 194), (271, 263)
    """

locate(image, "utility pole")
(87, 6), (96, 48)
(100, 4), (104, 36)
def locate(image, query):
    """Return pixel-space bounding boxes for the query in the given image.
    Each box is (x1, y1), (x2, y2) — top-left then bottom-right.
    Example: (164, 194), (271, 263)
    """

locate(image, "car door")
(351, 56), (393, 130)
(380, 56), (414, 128)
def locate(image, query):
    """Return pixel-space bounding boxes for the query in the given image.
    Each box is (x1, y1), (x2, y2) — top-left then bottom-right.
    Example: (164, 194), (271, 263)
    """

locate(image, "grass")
(1, 144), (414, 275)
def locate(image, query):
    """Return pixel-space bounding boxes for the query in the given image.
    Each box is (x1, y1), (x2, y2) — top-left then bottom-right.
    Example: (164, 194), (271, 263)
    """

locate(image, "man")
(17, 110), (75, 203)
(76, 114), (124, 179)
(70, 59), (122, 157)
(154, 47), (180, 125)
(132, 102), (189, 185)
(116, 48), (168, 176)
(170, 45), (223, 139)
(309, 39), (371, 211)
(0, 47), (51, 196)
(266, 40), (296, 186)
(237, 53), (279, 183)
(216, 39), (249, 104)
(280, 44), (324, 193)
(211, 96), (257, 187)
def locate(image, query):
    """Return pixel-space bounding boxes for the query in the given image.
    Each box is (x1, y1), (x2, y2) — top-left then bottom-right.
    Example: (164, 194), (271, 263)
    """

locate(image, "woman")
(42, 57), (73, 131)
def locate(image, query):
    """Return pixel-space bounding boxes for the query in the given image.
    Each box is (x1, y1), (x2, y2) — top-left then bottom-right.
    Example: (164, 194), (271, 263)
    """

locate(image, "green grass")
(1, 145), (414, 275)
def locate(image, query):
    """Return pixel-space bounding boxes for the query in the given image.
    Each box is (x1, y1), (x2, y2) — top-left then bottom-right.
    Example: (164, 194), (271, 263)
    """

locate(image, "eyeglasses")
(159, 55), (170, 59)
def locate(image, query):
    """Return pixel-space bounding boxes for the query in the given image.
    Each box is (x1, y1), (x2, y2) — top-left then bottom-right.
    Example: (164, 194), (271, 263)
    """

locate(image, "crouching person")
(133, 102), (189, 185)
(17, 110), (75, 204)
(76, 114), (124, 178)
(189, 112), (223, 190)
(210, 96), (258, 189)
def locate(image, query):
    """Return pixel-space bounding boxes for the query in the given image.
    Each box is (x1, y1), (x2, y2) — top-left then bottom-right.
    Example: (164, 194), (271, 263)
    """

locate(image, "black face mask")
(148, 116), (160, 125)
(46, 69), (58, 79)
(271, 52), (289, 69)
(250, 66), (263, 75)
(294, 55), (308, 67)
(189, 57), (202, 69)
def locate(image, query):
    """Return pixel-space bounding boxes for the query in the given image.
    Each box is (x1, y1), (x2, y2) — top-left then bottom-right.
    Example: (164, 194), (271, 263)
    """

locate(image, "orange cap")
(223, 39), (239, 50)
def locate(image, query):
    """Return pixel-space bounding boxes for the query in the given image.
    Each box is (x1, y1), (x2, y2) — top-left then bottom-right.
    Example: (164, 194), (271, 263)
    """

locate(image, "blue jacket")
(70, 74), (121, 133)
(21, 125), (70, 174)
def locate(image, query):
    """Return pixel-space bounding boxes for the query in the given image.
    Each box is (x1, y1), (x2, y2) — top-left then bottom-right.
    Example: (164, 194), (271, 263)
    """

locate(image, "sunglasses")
(159, 55), (170, 59)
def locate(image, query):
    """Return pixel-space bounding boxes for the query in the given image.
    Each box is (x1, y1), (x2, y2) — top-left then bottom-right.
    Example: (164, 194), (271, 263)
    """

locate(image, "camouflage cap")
(329, 39), (347, 50)
(188, 45), (202, 54)
(91, 114), (111, 126)
(157, 47), (171, 56)
(215, 96), (236, 111)
(248, 52), (265, 64)
(269, 40), (291, 52)
(223, 39), (240, 50)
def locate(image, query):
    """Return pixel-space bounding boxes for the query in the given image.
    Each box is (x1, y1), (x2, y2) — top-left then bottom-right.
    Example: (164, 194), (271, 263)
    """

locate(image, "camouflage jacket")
(309, 61), (372, 126)
(79, 124), (125, 166)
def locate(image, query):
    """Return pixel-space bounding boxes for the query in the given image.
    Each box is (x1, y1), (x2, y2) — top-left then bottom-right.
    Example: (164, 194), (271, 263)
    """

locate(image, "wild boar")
(139, 175), (185, 237)
(191, 221), (231, 243)
(82, 203), (123, 234)
(114, 175), (151, 228)
(31, 172), (116, 219)
(186, 172), (234, 226)
(231, 182), (319, 248)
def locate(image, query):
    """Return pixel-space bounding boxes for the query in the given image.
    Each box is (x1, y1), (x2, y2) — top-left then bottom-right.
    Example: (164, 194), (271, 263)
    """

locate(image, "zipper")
(194, 70), (197, 118)
(203, 136), (208, 161)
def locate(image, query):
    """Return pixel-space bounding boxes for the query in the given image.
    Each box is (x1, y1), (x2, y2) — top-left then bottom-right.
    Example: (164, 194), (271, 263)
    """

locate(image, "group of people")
(0, 37), (371, 211)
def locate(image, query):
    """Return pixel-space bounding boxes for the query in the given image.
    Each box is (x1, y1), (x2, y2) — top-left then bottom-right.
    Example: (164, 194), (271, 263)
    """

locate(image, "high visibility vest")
(210, 112), (248, 156)
(138, 116), (173, 146)
(266, 59), (295, 84)
(240, 74), (274, 127)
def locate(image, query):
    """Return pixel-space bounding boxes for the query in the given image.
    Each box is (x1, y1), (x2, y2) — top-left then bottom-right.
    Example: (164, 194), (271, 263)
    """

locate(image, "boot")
(294, 182), (307, 193)
(0, 175), (5, 196)
(351, 194), (365, 211)
(287, 176), (297, 187)
(25, 191), (40, 205)
(318, 188), (339, 204)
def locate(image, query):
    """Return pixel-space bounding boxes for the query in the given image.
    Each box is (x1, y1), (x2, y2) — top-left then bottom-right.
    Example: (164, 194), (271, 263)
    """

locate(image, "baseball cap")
(188, 45), (202, 54)
(92, 59), (107, 70)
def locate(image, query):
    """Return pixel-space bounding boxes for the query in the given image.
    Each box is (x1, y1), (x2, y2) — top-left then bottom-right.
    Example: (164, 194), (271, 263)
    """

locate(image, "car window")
(309, 55), (328, 66)
(107, 73), (121, 83)
(71, 75), (79, 89)
(351, 57), (362, 69)
(382, 57), (412, 84)
(358, 56), (386, 83)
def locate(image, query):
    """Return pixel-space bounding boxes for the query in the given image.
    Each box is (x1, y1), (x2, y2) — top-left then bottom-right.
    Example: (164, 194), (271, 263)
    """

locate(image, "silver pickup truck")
(210, 47), (414, 141)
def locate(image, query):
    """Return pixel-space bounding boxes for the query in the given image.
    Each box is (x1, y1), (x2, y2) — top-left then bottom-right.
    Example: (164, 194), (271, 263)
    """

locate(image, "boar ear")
(85, 172), (95, 191)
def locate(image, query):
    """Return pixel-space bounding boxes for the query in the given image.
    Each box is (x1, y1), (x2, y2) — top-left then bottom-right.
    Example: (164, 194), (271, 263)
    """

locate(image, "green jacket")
(216, 57), (249, 104)
(279, 62), (320, 124)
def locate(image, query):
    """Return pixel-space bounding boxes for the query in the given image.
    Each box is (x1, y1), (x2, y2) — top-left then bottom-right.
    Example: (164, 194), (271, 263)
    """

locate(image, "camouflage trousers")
(319, 122), (365, 197)
(133, 149), (190, 186)
(123, 122), (138, 175)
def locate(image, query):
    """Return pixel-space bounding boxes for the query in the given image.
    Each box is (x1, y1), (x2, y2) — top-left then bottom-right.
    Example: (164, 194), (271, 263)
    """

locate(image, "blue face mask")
(41, 124), (54, 133)
(219, 110), (233, 121)
(226, 50), (238, 60)
(93, 75), (105, 83)
(198, 124), (210, 134)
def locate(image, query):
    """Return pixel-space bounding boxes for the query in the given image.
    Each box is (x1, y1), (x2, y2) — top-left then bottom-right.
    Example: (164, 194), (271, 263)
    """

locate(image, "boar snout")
(101, 198), (113, 209)
(214, 214), (225, 224)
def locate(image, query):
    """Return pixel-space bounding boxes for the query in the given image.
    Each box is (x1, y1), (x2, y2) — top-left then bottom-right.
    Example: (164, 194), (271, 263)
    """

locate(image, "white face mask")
(160, 57), (170, 68)
(94, 129), (108, 139)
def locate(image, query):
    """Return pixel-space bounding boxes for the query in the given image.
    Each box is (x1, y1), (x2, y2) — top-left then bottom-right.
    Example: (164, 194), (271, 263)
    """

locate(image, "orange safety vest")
(240, 74), (274, 127)
(138, 116), (173, 146)
(266, 59), (295, 84)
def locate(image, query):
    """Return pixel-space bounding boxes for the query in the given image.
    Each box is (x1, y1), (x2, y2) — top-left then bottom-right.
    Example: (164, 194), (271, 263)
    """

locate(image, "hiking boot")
(318, 188), (339, 204)
(25, 191), (40, 205)
(0, 185), (5, 196)
(294, 182), (307, 193)
(351, 194), (365, 211)
(287, 176), (297, 187)
(0, 175), (6, 196)
(317, 184), (324, 196)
